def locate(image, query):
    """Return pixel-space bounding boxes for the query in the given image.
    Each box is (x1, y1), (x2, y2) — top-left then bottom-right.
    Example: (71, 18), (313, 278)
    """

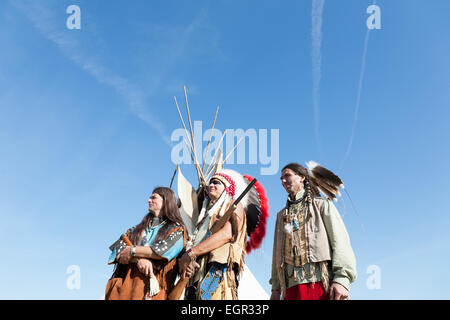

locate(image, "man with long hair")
(105, 187), (186, 300)
(270, 163), (356, 300)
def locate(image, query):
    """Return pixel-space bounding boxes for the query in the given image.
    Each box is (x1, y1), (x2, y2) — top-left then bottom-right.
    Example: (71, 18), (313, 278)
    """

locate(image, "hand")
(116, 246), (132, 264)
(185, 261), (200, 278)
(270, 290), (281, 300)
(137, 259), (154, 277)
(178, 253), (199, 279)
(329, 282), (349, 300)
(178, 252), (190, 277)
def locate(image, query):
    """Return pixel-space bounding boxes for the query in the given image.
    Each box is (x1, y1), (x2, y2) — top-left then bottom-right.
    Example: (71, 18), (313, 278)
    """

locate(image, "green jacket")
(270, 190), (357, 294)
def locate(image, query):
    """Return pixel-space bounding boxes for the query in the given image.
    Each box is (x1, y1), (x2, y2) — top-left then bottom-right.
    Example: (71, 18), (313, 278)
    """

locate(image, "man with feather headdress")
(169, 86), (269, 300)
(270, 162), (356, 300)
(177, 168), (269, 300)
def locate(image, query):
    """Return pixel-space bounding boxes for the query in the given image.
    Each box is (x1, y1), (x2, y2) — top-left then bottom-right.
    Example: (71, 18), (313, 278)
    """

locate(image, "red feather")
(244, 174), (269, 254)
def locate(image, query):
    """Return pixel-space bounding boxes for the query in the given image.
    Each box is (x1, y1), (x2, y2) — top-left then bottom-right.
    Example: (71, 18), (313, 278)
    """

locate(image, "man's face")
(148, 193), (164, 216)
(280, 168), (305, 196)
(208, 178), (225, 201)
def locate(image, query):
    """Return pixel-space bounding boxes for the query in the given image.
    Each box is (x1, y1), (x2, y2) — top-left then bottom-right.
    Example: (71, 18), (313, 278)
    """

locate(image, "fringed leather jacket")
(271, 190), (357, 295)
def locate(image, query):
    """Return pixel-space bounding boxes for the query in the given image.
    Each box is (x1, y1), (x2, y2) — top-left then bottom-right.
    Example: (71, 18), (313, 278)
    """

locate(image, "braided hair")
(282, 163), (320, 204)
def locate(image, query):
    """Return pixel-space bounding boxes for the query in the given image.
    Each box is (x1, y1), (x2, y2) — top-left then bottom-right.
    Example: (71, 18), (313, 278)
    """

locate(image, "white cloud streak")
(11, 0), (172, 145)
(340, 0), (377, 170)
(311, 0), (325, 156)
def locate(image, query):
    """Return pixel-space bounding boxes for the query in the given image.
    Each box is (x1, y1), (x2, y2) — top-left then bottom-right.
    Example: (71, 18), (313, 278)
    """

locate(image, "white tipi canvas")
(238, 264), (269, 300)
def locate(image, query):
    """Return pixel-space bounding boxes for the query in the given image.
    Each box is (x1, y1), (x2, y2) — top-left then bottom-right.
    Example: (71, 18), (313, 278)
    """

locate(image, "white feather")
(306, 160), (320, 171)
(284, 223), (293, 234)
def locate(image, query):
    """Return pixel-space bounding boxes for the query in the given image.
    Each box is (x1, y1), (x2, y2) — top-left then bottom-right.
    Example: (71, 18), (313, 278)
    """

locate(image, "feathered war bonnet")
(210, 169), (248, 207)
(210, 169), (269, 254)
(172, 86), (269, 255)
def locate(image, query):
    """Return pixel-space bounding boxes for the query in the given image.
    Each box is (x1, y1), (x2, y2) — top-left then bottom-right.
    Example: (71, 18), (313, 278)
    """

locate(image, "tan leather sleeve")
(230, 203), (245, 242)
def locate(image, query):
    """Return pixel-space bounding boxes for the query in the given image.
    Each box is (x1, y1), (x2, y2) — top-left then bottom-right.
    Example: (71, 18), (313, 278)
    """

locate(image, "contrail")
(311, 0), (325, 156)
(340, 0), (377, 170)
(12, 0), (172, 146)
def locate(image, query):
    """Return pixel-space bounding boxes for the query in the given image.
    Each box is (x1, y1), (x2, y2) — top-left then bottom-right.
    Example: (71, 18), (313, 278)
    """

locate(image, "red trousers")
(284, 282), (329, 300)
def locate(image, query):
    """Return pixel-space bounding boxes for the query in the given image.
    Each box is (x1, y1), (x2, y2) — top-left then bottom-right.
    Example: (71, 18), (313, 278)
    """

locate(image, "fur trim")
(284, 223), (293, 235)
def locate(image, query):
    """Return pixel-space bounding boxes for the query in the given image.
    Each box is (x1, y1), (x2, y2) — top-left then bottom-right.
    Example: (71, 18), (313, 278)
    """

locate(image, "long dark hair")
(282, 163), (309, 178)
(130, 187), (185, 245)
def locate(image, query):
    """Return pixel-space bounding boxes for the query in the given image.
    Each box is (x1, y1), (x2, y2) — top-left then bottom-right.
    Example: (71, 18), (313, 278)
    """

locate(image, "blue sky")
(1, 0), (450, 299)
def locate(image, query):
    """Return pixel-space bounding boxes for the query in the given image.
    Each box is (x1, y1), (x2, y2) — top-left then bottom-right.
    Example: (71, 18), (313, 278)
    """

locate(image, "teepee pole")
(204, 129), (227, 178)
(205, 135), (244, 181)
(183, 86), (206, 185)
(174, 96), (204, 183)
(169, 165), (178, 189)
(223, 136), (244, 165)
(202, 105), (219, 173)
